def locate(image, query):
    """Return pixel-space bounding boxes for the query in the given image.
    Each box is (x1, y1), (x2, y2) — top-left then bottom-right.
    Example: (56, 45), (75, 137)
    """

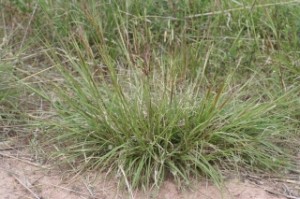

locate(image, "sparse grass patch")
(0, 60), (20, 139)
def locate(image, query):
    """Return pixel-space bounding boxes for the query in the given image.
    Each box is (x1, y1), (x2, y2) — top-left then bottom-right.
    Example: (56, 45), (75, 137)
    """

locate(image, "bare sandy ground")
(0, 142), (299, 199)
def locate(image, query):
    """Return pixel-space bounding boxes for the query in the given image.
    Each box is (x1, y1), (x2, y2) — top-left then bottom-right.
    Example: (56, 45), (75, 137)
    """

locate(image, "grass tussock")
(1, 0), (300, 191)
(49, 53), (294, 189)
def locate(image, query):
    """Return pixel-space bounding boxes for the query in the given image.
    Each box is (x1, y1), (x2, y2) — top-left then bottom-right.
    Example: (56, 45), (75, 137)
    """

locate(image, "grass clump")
(2, 0), (299, 192)
(49, 61), (292, 190)
(44, 38), (294, 190)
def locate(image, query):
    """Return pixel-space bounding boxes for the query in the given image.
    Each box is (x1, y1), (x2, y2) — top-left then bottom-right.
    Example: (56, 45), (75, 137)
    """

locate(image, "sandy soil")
(0, 142), (299, 199)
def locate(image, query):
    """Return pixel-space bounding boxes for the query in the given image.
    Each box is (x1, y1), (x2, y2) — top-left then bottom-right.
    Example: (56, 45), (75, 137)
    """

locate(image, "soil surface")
(0, 141), (299, 199)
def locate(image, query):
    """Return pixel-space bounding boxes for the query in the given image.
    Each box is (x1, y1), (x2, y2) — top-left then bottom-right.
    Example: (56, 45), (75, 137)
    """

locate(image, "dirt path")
(0, 147), (298, 199)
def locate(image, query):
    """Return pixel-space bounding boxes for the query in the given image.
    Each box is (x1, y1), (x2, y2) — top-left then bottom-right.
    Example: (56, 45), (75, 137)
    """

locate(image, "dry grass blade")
(119, 165), (135, 199)
(185, 0), (300, 18)
(0, 152), (50, 169)
(12, 174), (41, 199)
(43, 183), (102, 198)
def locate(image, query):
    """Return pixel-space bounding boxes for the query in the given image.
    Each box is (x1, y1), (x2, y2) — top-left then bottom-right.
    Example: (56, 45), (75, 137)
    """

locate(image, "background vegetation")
(1, 0), (299, 191)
